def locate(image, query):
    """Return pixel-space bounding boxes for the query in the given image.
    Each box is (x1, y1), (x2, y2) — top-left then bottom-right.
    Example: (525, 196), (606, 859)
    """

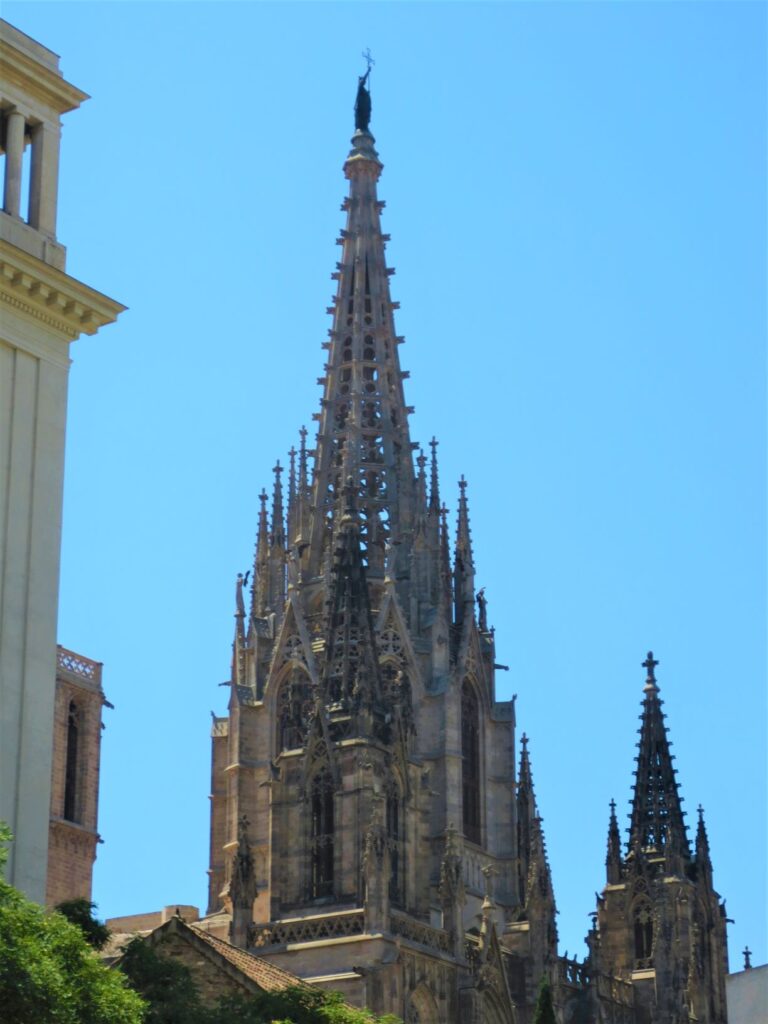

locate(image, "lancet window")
(633, 898), (654, 967)
(310, 771), (335, 899)
(64, 700), (79, 822)
(462, 681), (481, 845)
(277, 669), (312, 751)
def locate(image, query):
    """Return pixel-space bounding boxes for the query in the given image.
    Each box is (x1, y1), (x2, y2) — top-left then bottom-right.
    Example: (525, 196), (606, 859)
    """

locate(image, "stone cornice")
(0, 238), (126, 341)
(0, 28), (88, 115)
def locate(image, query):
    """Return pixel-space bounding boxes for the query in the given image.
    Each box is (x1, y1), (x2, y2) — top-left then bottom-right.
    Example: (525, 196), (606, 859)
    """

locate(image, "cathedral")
(203, 73), (729, 1024)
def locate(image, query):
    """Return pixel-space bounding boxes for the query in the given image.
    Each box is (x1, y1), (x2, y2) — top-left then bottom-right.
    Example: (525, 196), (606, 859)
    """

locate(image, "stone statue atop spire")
(355, 51), (374, 132)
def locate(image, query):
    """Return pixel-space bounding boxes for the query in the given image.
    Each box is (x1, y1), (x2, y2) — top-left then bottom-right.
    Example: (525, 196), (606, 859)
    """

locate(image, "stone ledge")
(0, 237), (125, 340)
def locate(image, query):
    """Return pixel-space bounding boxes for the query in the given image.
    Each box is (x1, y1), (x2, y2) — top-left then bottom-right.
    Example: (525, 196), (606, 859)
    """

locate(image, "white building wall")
(0, 18), (123, 903)
(726, 965), (768, 1024)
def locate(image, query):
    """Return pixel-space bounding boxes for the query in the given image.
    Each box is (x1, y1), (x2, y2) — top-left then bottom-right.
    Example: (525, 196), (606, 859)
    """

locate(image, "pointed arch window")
(64, 701), (80, 822)
(633, 898), (654, 968)
(277, 669), (311, 752)
(462, 681), (481, 844)
(310, 771), (335, 898)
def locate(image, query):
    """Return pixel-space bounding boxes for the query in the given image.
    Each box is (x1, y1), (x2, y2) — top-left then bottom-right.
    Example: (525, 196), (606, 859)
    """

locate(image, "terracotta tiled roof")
(191, 926), (311, 992)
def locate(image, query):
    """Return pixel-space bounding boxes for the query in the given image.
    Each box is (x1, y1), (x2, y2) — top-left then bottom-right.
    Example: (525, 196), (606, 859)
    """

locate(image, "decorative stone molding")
(0, 239), (126, 341)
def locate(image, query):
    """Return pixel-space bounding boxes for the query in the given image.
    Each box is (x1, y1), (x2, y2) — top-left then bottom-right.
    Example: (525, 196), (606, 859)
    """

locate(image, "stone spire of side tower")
(627, 652), (689, 859)
(306, 86), (415, 584)
(589, 654), (729, 1024)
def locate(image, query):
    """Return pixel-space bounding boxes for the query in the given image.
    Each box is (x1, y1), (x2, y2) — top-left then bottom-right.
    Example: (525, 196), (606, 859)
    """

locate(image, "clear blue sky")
(6, 1), (765, 970)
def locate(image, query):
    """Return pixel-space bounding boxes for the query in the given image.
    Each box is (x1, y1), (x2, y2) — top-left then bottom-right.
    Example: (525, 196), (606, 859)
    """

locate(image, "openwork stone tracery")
(206, 74), (730, 1024)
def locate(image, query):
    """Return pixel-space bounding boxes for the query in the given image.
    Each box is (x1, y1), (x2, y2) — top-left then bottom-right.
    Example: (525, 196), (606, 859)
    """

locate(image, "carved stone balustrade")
(249, 908), (365, 948)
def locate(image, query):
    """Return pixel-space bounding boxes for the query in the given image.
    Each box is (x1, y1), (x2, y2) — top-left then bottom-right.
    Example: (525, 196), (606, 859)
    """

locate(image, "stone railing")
(595, 971), (634, 1007)
(390, 911), (452, 954)
(249, 909), (365, 948)
(57, 646), (101, 682)
(557, 956), (590, 989)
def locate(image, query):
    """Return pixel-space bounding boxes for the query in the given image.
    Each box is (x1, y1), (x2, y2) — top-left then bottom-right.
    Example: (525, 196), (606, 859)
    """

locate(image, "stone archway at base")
(406, 982), (439, 1024)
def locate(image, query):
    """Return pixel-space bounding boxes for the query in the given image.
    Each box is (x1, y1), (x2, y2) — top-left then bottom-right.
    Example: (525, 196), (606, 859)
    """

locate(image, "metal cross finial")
(362, 48), (375, 72)
(743, 946), (752, 969)
(642, 651), (659, 682)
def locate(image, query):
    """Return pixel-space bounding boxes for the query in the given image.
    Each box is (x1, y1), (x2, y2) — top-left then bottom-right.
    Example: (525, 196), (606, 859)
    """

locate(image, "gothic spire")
(287, 445), (297, 544)
(252, 489), (269, 616)
(454, 477), (475, 625)
(627, 652), (690, 859)
(518, 732), (534, 805)
(429, 437), (441, 514)
(439, 503), (452, 612)
(517, 733), (545, 908)
(606, 798), (623, 884)
(271, 461), (285, 549)
(231, 572), (247, 686)
(307, 84), (415, 579)
(527, 813), (555, 905)
(695, 804), (713, 885)
(268, 461), (286, 613)
(415, 448), (428, 522)
(296, 426), (310, 545)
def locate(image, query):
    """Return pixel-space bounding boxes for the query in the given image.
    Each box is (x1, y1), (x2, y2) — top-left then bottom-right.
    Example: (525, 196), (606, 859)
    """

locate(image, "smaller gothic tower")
(589, 654), (729, 1024)
(501, 735), (558, 1019)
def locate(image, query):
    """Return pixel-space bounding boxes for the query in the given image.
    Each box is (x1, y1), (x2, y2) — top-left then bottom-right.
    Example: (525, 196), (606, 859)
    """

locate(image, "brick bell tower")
(205, 68), (521, 1023)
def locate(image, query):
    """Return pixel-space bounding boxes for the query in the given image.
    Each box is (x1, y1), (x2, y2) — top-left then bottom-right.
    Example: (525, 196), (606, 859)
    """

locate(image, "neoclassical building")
(204, 76), (729, 1024)
(0, 19), (122, 904)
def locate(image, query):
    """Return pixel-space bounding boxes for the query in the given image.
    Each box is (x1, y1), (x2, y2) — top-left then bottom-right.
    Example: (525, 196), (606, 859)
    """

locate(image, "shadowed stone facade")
(204, 77), (729, 1024)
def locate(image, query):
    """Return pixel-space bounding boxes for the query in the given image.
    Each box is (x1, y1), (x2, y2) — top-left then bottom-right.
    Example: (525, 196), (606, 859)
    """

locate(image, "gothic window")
(462, 681), (481, 845)
(277, 670), (311, 752)
(386, 782), (404, 906)
(633, 899), (654, 967)
(64, 700), (79, 822)
(310, 771), (335, 898)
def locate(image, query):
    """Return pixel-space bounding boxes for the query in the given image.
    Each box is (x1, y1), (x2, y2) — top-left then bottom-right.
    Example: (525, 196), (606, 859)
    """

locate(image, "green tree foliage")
(532, 976), (557, 1024)
(0, 877), (145, 1024)
(215, 987), (402, 1024)
(0, 821), (12, 873)
(55, 898), (111, 950)
(118, 937), (209, 1024)
(118, 937), (401, 1024)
